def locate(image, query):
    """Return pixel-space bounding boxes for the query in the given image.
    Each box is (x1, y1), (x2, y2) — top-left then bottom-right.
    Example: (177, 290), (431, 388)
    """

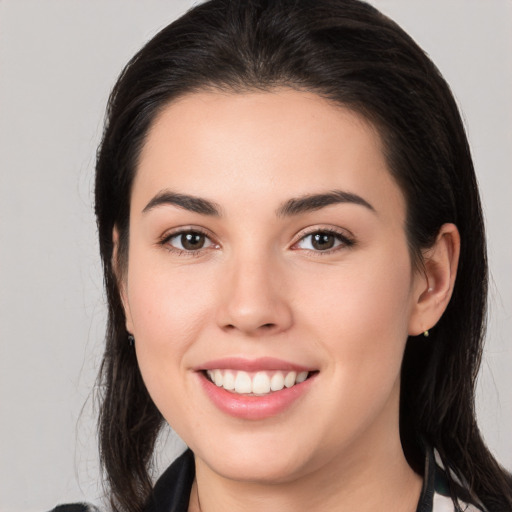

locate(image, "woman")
(55, 0), (512, 511)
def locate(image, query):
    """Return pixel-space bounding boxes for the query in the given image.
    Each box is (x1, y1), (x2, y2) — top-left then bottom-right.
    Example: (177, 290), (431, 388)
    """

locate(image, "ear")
(408, 223), (460, 336)
(112, 226), (134, 334)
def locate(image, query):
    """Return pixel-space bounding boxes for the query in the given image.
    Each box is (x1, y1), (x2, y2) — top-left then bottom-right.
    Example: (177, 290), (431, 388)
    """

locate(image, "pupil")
(182, 233), (205, 250)
(312, 233), (334, 250)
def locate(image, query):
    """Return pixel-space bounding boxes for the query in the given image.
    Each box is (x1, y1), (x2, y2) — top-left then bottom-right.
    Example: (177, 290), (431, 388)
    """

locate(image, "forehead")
(134, 88), (405, 221)
(143, 88), (381, 164)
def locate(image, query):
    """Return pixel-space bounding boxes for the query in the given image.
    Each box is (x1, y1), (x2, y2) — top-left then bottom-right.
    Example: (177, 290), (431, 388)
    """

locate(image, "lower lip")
(198, 372), (316, 420)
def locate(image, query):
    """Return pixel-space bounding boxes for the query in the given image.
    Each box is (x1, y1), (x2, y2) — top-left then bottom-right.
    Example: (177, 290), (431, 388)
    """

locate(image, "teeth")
(270, 372), (285, 391)
(223, 370), (236, 390)
(296, 371), (308, 383)
(214, 369), (223, 387)
(284, 371), (297, 388)
(234, 371), (252, 394)
(252, 372), (271, 394)
(206, 369), (310, 395)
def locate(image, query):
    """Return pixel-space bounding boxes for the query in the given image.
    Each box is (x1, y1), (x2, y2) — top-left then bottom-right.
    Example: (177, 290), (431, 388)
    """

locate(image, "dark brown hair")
(94, 1), (512, 511)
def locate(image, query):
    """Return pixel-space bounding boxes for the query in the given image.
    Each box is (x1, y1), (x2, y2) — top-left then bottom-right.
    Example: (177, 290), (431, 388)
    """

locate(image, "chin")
(211, 453), (310, 484)
(191, 429), (322, 484)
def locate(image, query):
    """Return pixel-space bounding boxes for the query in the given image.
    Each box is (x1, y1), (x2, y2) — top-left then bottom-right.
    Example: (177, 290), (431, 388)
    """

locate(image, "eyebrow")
(142, 191), (222, 216)
(142, 188), (375, 217)
(276, 190), (375, 217)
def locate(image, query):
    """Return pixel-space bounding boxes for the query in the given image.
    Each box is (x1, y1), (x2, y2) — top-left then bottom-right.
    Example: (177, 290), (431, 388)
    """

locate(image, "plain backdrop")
(0, 1), (510, 511)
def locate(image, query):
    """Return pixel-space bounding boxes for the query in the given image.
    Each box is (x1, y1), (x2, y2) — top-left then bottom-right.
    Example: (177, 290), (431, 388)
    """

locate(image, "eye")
(294, 230), (353, 252)
(163, 230), (216, 253)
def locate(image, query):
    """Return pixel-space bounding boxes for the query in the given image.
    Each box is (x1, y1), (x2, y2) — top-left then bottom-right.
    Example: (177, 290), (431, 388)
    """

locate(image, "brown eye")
(165, 231), (215, 252)
(181, 232), (206, 250)
(311, 233), (335, 250)
(295, 230), (353, 252)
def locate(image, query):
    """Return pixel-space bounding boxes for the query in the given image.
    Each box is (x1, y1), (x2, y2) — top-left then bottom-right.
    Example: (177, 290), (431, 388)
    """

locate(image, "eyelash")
(159, 228), (217, 257)
(159, 227), (355, 256)
(291, 227), (355, 255)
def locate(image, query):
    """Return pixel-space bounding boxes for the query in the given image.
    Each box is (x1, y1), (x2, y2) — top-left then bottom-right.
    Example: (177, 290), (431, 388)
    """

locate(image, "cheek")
(126, 247), (214, 342)
(303, 252), (412, 335)
(292, 255), (414, 444)
(298, 249), (414, 385)
(124, 253), (216, 406)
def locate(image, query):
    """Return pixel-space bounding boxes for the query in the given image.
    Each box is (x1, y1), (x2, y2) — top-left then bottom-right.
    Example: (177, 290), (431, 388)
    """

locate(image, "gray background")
(0, 1), (510, 511)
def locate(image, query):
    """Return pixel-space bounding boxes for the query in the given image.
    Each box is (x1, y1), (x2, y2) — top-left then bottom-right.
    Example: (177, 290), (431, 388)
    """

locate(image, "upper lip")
(195, 357), (315, 372)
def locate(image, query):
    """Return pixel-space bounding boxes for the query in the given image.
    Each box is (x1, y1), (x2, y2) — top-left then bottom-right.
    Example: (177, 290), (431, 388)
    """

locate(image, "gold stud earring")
(423, 330), (429, 337)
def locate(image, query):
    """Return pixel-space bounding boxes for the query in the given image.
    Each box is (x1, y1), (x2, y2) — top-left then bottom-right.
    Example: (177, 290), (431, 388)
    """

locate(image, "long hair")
(94, 1), (512, 511)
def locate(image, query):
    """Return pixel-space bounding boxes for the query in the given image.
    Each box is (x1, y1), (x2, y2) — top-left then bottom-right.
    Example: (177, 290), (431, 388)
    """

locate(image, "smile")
(205, 369), (310, 395)
(197, 358), (318, 420)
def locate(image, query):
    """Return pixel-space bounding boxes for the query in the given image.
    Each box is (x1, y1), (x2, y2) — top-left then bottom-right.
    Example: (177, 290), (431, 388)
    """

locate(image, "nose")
(216, 252), (293, 337)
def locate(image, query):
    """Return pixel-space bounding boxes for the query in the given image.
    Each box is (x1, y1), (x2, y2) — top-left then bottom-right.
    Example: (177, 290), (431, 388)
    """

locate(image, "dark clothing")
(50, 447), (484, 512)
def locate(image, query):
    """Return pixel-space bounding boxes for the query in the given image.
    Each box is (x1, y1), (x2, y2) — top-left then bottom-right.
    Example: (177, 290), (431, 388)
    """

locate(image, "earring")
(423, 330), (429, 338)
(128, 334), (135, 346)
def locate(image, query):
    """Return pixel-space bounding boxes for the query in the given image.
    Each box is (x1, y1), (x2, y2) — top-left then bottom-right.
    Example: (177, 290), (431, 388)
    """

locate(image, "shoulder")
(432, 492), (484, 512)
(146, 449), (195, 512)
(430, 450), (487, 512)
(47, 504), (101, 512)
(48, 450), (195, 512)
(418, 445), (488, 512)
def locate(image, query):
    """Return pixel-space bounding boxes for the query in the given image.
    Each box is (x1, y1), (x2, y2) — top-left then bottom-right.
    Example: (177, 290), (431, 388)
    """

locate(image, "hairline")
(116, 83), (424, 276)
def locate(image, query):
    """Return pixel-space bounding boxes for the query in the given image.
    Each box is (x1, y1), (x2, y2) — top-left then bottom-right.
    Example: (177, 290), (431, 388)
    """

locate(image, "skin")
(117, 89), (459, 512)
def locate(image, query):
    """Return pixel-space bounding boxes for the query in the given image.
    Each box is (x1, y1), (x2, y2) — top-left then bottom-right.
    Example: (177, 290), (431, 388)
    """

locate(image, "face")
(120, 89), (426, 483)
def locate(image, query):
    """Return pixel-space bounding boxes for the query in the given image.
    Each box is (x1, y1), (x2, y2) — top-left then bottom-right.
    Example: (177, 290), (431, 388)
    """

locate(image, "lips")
(196, 357), (318, 420)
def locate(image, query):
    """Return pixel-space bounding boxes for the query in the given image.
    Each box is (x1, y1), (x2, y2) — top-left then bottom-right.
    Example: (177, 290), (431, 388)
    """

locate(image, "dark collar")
(145, 449), (195, 512)
(416, 445), (437, 512)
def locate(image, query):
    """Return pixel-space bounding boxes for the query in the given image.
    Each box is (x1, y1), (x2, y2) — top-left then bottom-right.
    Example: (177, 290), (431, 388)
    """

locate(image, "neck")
(189, 429), (422, 512)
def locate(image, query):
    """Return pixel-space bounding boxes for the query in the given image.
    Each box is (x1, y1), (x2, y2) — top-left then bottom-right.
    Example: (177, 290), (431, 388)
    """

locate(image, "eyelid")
(158, 226), (220, 255)
(290, 225), (355, 252)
